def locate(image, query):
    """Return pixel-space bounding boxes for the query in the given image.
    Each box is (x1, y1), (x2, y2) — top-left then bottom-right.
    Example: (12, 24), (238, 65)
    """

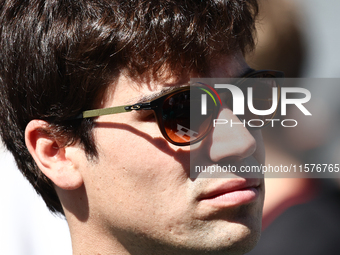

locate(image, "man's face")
(74, 53), (265, 254)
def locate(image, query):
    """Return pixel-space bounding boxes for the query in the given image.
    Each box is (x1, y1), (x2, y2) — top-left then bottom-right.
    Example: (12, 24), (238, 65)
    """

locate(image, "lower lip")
(201, 187), (259, 208)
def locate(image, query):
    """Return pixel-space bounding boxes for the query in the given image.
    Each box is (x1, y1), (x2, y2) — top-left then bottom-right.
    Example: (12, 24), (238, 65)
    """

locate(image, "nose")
(209, 108), (257, 162)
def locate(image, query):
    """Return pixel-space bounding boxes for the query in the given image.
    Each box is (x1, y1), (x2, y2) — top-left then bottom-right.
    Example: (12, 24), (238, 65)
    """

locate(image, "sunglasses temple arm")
(74, 105), (132, 119)
(73, 102), (153, 119)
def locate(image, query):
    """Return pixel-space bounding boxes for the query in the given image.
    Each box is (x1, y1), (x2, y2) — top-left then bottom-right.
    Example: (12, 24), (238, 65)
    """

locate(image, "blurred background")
(1, 0), (340, 254)
(246, 0), (340, 254)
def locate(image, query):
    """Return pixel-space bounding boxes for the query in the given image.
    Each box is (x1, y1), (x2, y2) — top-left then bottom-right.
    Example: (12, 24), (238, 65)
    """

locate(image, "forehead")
(101, 52), (248, 108)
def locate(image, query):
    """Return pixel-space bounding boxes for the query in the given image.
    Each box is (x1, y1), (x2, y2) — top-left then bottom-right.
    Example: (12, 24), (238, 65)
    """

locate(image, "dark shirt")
(247, 180), (340, 255)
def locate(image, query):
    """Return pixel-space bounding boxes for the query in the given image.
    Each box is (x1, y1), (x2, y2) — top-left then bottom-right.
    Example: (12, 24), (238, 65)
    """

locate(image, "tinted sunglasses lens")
(162, 87), (217, 145)
(238, 75), (279, 126)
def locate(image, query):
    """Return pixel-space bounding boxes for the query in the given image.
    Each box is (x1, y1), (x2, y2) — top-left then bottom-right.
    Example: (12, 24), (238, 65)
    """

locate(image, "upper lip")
(198, 178), (261, 200)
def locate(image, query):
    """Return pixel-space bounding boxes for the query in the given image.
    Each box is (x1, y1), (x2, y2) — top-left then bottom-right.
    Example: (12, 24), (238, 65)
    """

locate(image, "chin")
(168, 217), (262, 255)
(197, 204), (263, 254)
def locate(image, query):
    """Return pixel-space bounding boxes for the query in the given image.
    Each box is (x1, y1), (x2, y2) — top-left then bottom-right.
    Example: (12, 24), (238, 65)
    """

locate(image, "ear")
(25, 120), (83, 190)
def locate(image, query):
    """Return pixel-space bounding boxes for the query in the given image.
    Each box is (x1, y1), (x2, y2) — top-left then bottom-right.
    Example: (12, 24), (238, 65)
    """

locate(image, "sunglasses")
(73, 70), (284, 146)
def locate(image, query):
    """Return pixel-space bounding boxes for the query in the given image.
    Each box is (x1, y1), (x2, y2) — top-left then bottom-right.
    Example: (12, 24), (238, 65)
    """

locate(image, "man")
(0, 0), (266, 254)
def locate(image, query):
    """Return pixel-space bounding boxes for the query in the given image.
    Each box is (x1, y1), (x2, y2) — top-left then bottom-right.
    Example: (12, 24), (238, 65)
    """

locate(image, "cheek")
(84, 158), (193, 239)
(84, 124), (191, 222)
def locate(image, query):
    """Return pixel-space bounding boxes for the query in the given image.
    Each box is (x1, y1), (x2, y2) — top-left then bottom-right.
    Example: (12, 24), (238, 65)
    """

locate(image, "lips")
(198, 178), (262, 207)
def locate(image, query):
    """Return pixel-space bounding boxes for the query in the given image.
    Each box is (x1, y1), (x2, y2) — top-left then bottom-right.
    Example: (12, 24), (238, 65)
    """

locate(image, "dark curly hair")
(0, 0), (259, 215)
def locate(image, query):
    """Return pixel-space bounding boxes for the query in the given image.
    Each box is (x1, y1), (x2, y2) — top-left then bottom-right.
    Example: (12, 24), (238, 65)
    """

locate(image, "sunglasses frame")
(72, 70), (284, 146)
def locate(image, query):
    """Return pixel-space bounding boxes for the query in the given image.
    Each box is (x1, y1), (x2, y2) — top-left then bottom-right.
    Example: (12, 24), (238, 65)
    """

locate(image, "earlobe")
(25, 120), (83, 190)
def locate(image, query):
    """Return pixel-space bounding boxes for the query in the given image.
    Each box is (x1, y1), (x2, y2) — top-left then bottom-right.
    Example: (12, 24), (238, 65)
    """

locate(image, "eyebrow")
(128, 68), (254, 104)
(131, 85), (186, 104)
(242, 67), (255, 77)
